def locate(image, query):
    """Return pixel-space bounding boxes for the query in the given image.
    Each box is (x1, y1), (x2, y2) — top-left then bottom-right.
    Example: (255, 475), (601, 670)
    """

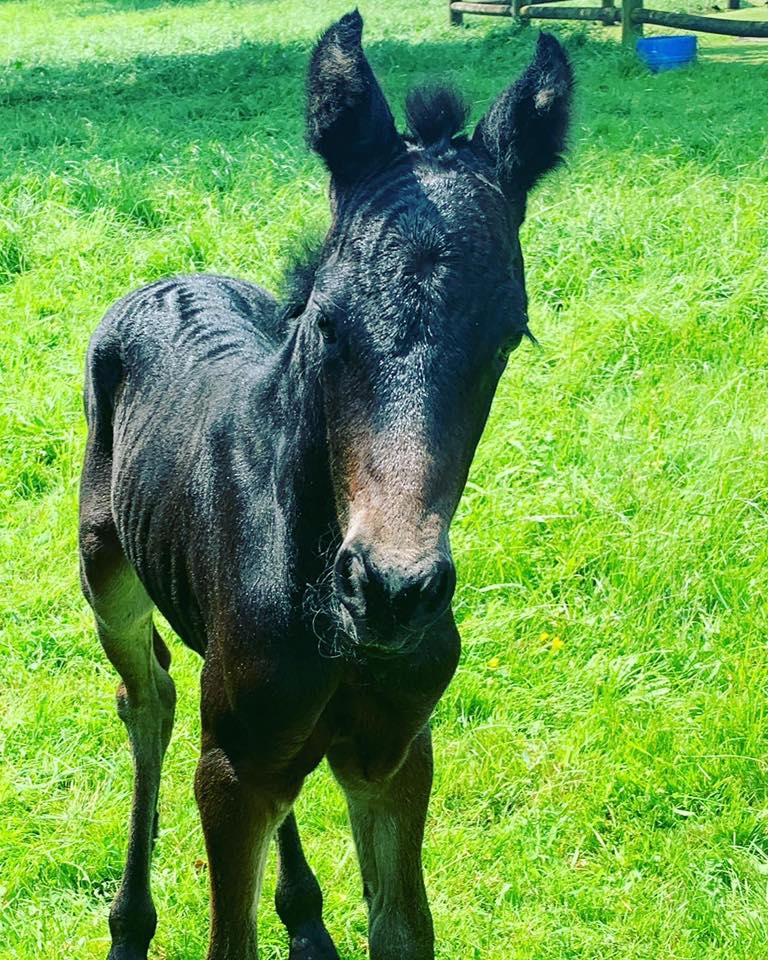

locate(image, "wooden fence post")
(622, 0), (644, 42)
(449, 2), (464, 24)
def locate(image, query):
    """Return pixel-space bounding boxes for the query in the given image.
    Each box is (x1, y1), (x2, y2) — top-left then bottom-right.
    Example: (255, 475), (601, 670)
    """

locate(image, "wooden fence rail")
(633, 7), (768, 35)
(449, 0), (768, 41)
(518, 5), (621, 22)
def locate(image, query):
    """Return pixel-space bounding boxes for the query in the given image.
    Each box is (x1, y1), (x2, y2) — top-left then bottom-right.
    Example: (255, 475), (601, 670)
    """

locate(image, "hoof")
(107, 944), (150, 960)
(289, 922), (341, 960)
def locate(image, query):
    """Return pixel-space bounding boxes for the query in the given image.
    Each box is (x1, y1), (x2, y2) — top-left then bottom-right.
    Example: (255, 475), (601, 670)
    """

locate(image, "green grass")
(1, 1), (767, 958)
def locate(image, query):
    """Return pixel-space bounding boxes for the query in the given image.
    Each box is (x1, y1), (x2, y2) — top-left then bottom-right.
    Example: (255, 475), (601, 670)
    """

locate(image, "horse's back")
(84, 273), (280, 435)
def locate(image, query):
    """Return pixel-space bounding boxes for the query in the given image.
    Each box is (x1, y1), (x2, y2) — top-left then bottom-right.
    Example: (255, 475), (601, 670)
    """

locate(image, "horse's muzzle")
(333, 540), (456, 636)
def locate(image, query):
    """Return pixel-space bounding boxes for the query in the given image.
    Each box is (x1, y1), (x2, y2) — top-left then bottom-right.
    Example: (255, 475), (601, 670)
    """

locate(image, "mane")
(278, 239), (324, 323)
(404, 84), (470, 150)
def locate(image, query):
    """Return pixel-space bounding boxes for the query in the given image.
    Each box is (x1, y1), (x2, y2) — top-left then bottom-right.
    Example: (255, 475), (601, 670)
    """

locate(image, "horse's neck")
(247, 324), (338, 583)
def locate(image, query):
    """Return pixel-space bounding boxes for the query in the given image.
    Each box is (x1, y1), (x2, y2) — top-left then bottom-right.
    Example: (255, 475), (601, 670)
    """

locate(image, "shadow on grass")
(76, 0), (273, 13)
(0, 25), (765, 206)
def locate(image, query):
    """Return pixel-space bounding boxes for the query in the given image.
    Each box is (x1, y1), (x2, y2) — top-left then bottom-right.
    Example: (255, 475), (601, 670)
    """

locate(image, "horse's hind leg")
(80, 438), (176, 960)
(275, 811), (340, 960)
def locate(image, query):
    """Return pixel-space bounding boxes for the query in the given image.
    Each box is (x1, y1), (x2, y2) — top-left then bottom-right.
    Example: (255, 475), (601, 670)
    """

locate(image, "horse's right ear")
(306, 10), (404, 183)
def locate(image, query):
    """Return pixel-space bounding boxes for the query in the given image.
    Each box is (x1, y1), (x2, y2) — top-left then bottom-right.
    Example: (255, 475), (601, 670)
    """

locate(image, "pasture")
(1, 1), (767, 958)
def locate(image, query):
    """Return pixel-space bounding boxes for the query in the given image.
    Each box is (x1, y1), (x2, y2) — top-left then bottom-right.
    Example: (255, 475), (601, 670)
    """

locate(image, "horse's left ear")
(307, 10), (404, 183)
(472, 32), (573, 196)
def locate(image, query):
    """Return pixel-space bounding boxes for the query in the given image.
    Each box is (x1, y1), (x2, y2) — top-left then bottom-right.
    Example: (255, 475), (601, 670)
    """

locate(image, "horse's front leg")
(195, 732), (293, 960)
(194, 656), (297, 960)
(329, 724), (435, 960)
(196, 649), (337, 960)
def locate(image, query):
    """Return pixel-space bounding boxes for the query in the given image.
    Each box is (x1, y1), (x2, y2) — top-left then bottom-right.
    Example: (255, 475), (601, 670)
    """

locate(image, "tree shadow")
(76, 0), (270, 13)
(0, 26), (764, 224)
(0, 25), (768, 165)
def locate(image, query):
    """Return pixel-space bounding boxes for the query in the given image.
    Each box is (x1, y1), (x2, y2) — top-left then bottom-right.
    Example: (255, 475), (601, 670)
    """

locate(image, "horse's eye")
(496, 331), (524, 364)
(317, 312), (337, 344)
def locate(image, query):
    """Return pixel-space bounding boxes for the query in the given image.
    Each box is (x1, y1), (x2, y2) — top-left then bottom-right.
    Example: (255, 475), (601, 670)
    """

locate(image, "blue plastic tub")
(636, 35), (697, 73)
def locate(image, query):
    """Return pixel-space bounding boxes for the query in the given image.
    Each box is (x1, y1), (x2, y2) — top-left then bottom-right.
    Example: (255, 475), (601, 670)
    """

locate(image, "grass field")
(1, 1), (767, 958)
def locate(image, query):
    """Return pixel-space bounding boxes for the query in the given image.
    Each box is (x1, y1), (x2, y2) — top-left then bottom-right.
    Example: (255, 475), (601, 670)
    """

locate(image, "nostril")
(334, 544), (369, 614)
(394, 559), (456, 631)
(421, 560), (456, 616)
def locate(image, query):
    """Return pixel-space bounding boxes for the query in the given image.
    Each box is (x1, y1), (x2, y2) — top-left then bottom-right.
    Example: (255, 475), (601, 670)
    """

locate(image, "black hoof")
(289, 922), (341, 960)
(107, 946), (149, 960)
(107, 900), (155, 960)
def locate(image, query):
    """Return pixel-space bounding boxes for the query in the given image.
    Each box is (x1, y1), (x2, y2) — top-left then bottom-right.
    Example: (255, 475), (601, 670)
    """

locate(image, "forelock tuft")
(279, 239), (324, 322)
(405, 84), (469, 149)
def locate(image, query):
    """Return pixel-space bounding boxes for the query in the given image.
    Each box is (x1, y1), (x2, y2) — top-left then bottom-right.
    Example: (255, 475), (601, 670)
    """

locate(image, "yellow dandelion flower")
(539, 631), (550, 642)
(551, 635), (564, 653)
(487, 656), (501, 669)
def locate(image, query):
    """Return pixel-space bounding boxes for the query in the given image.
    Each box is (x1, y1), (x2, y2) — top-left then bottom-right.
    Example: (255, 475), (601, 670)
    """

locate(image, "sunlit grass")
(1, 1), (767, 958)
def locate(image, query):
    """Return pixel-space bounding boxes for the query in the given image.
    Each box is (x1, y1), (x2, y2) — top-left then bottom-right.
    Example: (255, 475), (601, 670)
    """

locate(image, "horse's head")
(303, 11), (572, 653)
